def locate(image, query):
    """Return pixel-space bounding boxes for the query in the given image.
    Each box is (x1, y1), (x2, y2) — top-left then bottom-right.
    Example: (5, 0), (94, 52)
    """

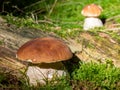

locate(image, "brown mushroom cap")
(16, 37), (73, 63)
(81, 4), (102, 17)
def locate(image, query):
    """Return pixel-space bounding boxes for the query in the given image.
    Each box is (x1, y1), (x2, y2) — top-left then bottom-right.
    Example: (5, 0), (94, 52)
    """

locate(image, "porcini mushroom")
(81, 4), (103, 30)
(16, 37), (73, 86)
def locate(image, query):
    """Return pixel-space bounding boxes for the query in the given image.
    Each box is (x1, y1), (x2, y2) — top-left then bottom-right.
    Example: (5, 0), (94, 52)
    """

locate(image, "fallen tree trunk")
(75, 32), (120, 67)
(0, 17), (120, 78)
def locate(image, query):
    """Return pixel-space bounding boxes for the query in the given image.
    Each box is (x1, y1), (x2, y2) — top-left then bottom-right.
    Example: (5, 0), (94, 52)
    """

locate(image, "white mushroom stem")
(26, 62), (67, 86)
(83, 17), (103, 30)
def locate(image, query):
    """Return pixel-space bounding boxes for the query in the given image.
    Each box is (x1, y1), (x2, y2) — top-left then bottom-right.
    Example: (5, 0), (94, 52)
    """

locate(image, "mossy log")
(0, 17), (120, 78)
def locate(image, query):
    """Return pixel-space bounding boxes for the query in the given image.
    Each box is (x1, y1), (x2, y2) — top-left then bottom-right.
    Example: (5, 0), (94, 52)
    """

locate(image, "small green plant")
(72, 62), (120, 89)
(20, 75), (71, 90)
(0, 40), (3, 45)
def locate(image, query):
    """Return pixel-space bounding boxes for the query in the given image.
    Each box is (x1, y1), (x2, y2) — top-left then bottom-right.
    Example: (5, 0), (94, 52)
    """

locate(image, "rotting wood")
(0, 46), (26, 77)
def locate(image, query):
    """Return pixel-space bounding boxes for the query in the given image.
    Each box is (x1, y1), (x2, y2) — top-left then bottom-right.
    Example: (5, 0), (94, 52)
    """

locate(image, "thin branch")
(23, 0), (45, 10)
(48, 0), (58, 17)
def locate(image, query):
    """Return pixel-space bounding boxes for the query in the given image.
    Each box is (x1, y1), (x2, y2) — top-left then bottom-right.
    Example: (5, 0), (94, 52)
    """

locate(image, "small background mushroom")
(16, 37), (73, 86)
(81, 4), (103, 30)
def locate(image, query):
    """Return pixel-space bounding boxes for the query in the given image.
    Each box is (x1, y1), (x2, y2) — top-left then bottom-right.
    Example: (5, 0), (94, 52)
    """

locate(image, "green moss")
(72, 62), (120, 89)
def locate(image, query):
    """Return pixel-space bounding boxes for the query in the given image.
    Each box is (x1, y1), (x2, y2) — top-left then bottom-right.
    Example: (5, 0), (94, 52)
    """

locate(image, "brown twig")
(48, 0), (58, 17)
